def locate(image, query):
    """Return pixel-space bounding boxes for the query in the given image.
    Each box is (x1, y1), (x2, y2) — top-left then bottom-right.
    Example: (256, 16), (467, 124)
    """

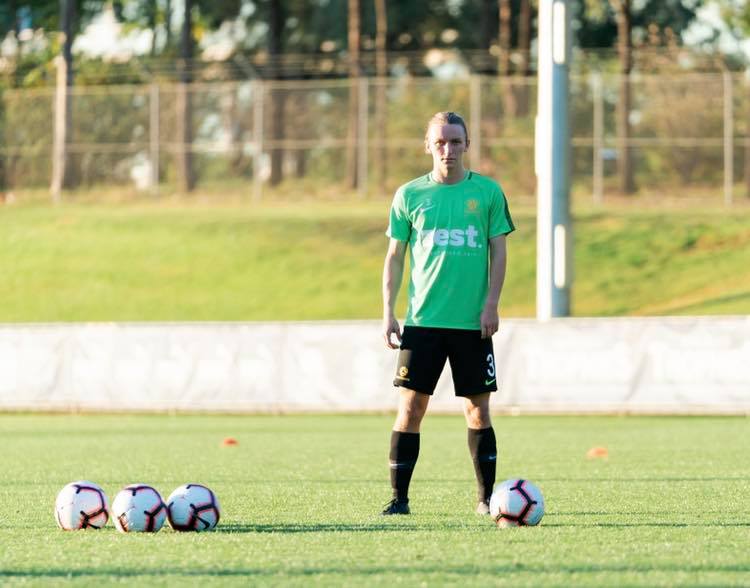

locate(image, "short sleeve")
(489, 186), (515, 238)
(386, 187), (412, 242)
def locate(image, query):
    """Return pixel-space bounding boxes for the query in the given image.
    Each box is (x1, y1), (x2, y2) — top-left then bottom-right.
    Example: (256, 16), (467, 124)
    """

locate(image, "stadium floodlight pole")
(535, 0), (572, 320)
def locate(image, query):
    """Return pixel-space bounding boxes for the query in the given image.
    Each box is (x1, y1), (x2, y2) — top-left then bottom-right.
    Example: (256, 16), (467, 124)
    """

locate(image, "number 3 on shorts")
(486, 353), (496, 378)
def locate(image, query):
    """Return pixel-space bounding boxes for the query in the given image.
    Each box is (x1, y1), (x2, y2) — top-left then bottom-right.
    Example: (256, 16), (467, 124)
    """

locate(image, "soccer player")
(381, 111), (515, 515)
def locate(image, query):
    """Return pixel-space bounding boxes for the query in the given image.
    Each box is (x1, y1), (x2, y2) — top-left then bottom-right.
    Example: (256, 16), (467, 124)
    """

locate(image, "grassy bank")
(1, 200), (748, 321)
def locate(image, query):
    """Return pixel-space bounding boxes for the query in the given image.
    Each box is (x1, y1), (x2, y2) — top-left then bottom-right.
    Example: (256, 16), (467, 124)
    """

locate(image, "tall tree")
(480, 0), (494, 54)
(175, 0), (195, 192)
(498, 0), (516, 118)
(517, 0), (532, 69)
(17, 0), (105, 199)
(0, 0), (20, 35)
(514, 0), (533, 116)
(0, 0), (18, 195)
(165, 0), (172, 48)
(346, 0), (361, 191)
(268, 0), (285, 186)
(147, 0), (158, 55)
(575, 0), (705, 196)
(374, 0), (387, 194)
(50, 0), (77, 200)
(498, 0), (511, 76)
(718, 0), (750, 198)
(610, 0), (635, 194)
(60, 0), (75, 146)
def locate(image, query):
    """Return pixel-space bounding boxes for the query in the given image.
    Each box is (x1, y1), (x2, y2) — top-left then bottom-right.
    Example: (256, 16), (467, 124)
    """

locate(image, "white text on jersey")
(420, 225), (481, 248)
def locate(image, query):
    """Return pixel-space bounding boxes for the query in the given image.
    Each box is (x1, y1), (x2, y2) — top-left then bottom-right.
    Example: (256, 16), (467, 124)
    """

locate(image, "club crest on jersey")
(465, 199), (479, 213)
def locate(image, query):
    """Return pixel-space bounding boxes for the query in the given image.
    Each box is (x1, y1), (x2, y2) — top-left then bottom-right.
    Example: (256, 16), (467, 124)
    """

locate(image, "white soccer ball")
(166, 484), (221, 532)
(55, 481), (110, 530)
(112, 484), (167, 533)
(489, 478), (545, 528)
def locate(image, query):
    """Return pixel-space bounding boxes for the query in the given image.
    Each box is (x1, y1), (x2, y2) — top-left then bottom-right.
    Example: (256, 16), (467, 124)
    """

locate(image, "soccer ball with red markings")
(54, 481), (110, 530)
(166, 484), (221, 532)
(112, 484), (167, 533)
(489, 479), (545, 528)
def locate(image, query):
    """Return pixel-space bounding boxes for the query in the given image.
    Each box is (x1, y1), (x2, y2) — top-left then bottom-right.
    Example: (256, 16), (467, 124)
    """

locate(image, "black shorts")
(393, 326), (498, 397)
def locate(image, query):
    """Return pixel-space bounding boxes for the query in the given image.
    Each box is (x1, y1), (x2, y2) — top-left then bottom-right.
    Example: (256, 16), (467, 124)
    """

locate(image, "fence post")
(591, 71), (604, 205)
(470, 75), (481, 172)
(149, 82), (160, 195)
(253, 79), (264, 202)
(357, 77), (369, 198)
(723, 71), (733, 207)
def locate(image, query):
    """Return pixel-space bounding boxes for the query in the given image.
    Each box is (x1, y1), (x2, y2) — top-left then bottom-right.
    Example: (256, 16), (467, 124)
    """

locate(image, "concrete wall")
(1, 317), (748, 414)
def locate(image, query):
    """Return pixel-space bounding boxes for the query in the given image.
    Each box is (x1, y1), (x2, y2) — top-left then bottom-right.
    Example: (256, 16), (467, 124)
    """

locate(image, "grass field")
(0, 414), (748, 585)
(1, 200), (750, 321)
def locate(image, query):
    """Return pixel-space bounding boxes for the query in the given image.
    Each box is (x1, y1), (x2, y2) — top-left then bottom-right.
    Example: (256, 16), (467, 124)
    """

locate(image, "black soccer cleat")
(381, 498), (410, 515)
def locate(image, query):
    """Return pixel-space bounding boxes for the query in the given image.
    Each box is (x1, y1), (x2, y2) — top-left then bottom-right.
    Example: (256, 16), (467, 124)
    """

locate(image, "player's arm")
(382, 238), (408, 349)
(480, 234), (508, 339)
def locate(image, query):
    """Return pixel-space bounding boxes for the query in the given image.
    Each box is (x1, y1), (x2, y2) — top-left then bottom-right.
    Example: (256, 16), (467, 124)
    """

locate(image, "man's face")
(425, 123), (469, 173)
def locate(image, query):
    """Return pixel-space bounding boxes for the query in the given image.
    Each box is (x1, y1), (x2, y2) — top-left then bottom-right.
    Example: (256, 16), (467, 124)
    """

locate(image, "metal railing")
(1, 72), (748, 204)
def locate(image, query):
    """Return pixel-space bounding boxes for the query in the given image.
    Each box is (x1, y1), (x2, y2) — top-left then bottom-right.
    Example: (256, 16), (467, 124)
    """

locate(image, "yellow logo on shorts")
(465, 199), (479, 213)
(399, 366), (409, 377)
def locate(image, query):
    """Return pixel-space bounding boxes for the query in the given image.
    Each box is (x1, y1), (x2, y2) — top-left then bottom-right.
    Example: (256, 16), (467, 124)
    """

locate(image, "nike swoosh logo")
(485, 379), (496, 386)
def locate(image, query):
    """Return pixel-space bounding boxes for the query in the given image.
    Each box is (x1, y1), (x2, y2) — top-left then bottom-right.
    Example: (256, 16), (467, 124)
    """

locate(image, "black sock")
(468, 427), (497, 503)
(389, 431), (420, 501)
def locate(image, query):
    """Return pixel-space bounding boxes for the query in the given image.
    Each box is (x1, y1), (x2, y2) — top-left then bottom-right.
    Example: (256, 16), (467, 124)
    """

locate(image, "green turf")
(0, 414), (748, 586)
(1, 201), (750, 321)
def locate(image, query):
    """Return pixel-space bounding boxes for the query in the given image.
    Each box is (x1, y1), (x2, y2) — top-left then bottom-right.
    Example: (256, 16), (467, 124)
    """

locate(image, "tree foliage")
(717, 0), (750, 37)
(0, 0), (721, 89)
(577, 0), (704, 48)
(1, 1), (711, 60)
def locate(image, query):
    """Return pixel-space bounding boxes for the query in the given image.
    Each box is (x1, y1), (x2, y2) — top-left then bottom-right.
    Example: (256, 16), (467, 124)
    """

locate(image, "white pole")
(536, 0), (571, 320)
(723, 71), (733, 207)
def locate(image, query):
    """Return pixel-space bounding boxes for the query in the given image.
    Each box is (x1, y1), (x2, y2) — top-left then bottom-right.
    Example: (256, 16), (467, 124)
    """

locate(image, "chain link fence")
(1, 72), (748, 203)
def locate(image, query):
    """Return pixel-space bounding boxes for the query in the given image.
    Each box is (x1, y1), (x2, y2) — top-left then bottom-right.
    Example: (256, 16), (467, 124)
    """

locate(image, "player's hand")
(480, 305), (499, 339)
(383, 316), (402, 349)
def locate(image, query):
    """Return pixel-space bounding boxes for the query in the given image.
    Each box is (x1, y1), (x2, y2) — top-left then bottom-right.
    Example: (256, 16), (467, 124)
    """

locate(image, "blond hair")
(424, 111), (469, 143)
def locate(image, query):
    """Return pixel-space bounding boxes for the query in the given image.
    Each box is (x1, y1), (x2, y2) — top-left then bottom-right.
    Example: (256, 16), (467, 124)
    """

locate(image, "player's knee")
(402, 404), (426, 425)
(473, 414), (492, 429)
(395, 402), (426, 430)
(465, 404), (491, 429)
(394, 414), (422, 433)
(466, 414), (490, 429)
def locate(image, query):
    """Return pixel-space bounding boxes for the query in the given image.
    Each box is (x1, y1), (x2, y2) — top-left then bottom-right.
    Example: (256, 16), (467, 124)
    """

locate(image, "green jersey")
(386, 171), (515, 330)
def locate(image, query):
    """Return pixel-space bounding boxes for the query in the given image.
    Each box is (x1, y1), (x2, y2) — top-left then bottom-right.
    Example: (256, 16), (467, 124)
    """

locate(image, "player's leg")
(383, 388), (430, 514)
(463, 392), (497, 514)
(383, 327), (445, 515)
(394, 387), (431, 433)
(447, 330), (498, 514)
